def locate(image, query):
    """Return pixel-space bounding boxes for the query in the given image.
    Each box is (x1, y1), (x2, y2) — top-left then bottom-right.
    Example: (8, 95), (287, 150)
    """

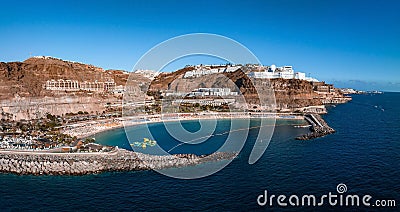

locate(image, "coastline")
(62, 112), (306, 139)
(0, 112), (331, 176)
(0, 110), (340, 176)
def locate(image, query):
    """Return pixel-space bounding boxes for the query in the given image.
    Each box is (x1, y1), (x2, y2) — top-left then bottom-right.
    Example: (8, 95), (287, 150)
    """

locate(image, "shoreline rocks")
(296, 114), (336, 140)
(0, 149), (237, 176)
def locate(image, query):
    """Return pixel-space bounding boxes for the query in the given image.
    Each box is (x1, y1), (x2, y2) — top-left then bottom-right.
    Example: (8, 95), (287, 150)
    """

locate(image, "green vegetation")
(84, 138), (96, 144)
(0, 113), (76, 146)
(178, 103), (230, 113)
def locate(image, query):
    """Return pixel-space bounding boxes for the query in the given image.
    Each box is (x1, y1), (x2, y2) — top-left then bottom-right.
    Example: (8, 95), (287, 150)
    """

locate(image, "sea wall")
(0, 149), (236, 175)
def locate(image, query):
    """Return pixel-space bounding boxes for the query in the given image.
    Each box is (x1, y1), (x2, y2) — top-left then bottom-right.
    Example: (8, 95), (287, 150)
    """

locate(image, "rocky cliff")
(0, 56), (147, 100)
(0, 57), (151, 120)
(0, 57), (350, 119)
(148, 67), (349, 111)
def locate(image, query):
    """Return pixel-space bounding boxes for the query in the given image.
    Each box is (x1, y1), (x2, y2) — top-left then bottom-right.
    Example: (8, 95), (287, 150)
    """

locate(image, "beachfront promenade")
(0, 148), (236, 175)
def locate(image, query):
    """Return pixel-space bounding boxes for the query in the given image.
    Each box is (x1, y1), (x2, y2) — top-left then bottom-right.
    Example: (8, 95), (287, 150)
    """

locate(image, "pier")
(296, 114), (335, 140)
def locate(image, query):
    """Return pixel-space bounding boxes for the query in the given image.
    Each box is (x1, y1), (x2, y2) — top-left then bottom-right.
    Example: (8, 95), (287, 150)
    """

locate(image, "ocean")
(0, 93), (399, 211)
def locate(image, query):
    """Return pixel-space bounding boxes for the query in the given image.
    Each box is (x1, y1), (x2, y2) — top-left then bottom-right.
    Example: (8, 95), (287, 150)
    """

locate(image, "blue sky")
(1, 0), (399, 91)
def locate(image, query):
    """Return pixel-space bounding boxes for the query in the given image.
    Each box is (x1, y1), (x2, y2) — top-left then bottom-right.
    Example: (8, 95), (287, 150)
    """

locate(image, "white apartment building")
(173, 98), (236, 106)
(183, 65), (241, 78)
(248, 64), (318, 82)
(164, 88), (238, 97)
(189, 88), (238, 97)
(45, 79), (117, 93)
(45, 79), (80, 91)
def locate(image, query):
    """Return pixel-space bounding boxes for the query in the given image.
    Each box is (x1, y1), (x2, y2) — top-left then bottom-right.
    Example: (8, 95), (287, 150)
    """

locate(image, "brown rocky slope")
(0, 57), (150, 120)
(148, 67), (349, 111)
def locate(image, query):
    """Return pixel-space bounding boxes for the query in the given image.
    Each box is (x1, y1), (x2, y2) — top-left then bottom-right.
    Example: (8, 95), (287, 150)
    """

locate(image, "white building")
(189, 88), (238, 97)
(248, 71), (280, 79)
(45, 79), (117, 93)
(164, 88), (238, 97)
(248, 64), (318, 82)
(173, 98), (236, 106)
(45, 79), (80, 91)
(113, 85), (126, 95)
(280, 66), (294, 79)
(134, 69), (159, 80)
(295, 72), (306, 80)
(183, 65), (241, 78)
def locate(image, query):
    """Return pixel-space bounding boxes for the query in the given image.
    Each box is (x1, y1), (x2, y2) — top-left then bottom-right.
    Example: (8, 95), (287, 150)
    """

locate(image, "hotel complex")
(248, 64), (318, 82)
(182, 64), (319, 82)
(188, 88), (238, 97)
(183, 65), (241, 78)
(45, 79), (117, 93)
(164, 87), (238, 97)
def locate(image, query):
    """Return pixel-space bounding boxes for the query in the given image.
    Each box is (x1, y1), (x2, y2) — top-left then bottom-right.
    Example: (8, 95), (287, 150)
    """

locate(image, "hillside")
(0, 56), (148, 100)
(148, 66), (349, 111)
(0, 57), (350, 120)
(0, 57), (151, 120)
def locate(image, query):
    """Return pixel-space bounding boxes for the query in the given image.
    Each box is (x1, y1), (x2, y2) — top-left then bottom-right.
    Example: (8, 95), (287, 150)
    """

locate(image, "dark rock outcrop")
(296, 114), (336, 140)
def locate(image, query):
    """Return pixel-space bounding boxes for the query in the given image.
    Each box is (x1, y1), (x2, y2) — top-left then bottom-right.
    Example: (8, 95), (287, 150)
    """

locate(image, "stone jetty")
(296, 114), (336, 140)
(0, 148), (237, 175)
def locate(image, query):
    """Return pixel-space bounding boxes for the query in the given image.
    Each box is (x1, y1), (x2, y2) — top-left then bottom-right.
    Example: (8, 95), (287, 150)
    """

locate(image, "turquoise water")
(0, 93), (399, 211)
(94, 118), (302, 155)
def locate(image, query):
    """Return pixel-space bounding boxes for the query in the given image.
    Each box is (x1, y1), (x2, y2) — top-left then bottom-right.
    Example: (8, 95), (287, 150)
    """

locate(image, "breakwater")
(296, 114), (335, 140)
(0, 149), (236, 175)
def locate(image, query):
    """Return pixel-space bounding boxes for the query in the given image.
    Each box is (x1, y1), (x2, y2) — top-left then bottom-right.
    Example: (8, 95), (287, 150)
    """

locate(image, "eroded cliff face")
(0, 57), (134, 100)
(0, 57), (151, 119)
(0, 61), (42, 99)
(271, 78), (323, 110)
(148, 68), (347, 111)
(149, 66), (195, 91)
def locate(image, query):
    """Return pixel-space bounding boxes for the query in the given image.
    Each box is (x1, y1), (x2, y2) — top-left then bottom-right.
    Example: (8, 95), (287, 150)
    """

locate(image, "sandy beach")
(62, 112), (305, 139)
